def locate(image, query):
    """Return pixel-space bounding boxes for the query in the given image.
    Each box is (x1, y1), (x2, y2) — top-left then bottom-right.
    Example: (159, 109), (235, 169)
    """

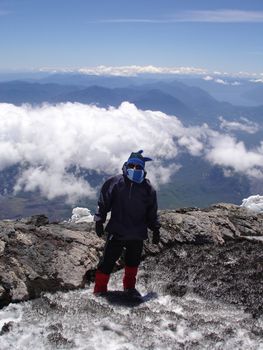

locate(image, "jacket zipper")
(129, 182), (133, 199)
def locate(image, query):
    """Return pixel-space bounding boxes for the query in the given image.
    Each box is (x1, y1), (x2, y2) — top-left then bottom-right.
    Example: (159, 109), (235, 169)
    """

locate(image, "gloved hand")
(152, 230), (160, 245)
(95, 221), (104, 237)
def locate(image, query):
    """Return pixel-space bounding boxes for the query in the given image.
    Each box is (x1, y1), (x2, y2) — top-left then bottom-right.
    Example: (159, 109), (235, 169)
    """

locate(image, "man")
(93, 150), (160, 295)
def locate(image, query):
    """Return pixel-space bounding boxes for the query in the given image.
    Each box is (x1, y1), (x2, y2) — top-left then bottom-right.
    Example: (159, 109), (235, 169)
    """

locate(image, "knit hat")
(127, 150), (152, 169)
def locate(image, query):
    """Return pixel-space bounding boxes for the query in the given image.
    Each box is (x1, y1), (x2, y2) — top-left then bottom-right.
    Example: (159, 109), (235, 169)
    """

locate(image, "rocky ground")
(0, 203), (262, 318)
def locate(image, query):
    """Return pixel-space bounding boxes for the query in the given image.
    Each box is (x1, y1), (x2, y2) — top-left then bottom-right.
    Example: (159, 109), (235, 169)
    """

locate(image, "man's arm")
(94, 178), (114, 236)
(146, 185), (161, 244)
(94, 181), (112, 222)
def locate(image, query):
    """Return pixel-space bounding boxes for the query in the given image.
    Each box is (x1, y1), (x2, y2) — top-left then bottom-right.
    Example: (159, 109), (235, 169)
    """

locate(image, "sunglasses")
(127, 163), (144, 170)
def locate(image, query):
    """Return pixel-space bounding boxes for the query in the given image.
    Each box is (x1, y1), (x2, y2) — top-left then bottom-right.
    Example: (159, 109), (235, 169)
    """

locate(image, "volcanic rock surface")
(0, 204), (262, 316)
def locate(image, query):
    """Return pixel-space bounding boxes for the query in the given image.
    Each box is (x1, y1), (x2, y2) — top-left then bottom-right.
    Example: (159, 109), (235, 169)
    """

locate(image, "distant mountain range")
(1, 71), (261, 105)
(0, 78), (263, 127)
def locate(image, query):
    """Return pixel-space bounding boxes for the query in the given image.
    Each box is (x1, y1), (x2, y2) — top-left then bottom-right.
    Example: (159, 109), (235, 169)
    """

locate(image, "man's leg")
(93, 270), (110, 294)
(123, 240), (143, 290)
(94, 236), (123, 293)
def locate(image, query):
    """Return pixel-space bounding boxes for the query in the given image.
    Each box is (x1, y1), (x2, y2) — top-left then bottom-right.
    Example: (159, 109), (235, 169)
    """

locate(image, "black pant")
(98, 234), (144, 274)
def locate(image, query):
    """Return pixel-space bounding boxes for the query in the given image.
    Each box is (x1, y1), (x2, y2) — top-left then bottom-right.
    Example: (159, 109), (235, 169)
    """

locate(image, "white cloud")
(14, 167), (95, 203)
(0, 141), (20, 171)
(40, 65), (207, 77)
(0, 102), (263, 203)
(90, 10), (263, 24)
(172, 10), (263, 23)
(215, 78), (228, 85)
(38, 65), (263, 80)
(206, 135), (263, 178)
(177, 129), (206, 156)
(148, 163), (181, 188)
(203, 75), (214, 81)
(0, 102), (209, 202)
(219, 116), (260, 134)
(250, 79), (263, 83)
(203, 75), (242, 86)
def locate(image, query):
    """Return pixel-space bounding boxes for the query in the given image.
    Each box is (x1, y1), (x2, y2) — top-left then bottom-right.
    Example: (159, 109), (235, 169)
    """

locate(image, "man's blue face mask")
(126, 163), (145, 183)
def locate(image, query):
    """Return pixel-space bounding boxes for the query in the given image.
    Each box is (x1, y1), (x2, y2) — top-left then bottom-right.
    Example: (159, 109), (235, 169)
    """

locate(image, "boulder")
(0, 218), (103, 307)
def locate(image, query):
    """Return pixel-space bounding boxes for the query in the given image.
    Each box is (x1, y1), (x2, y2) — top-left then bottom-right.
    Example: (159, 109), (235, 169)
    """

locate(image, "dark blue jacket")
(94, 174), (160, 240)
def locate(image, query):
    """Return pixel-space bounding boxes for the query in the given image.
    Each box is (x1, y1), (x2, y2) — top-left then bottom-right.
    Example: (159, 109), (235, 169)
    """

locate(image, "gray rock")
(0, 217), (103, 307)
(0, 206), (262, 315)
(0, 321), (14, 335)
(0, 241), (5, 256)
(21, 214), (49, 227)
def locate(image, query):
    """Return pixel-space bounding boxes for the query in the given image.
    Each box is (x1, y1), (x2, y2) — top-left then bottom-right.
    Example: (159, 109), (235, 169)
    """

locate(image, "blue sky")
(0, 0), (263, 74)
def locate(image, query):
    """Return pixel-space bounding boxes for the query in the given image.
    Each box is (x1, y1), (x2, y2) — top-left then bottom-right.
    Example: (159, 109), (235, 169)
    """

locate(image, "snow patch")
(69, 207), (94, 223)
(241, 195), (263, 213)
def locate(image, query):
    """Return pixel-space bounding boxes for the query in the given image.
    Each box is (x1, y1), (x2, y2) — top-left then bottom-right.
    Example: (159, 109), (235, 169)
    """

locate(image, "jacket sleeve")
(94, 178), (114, 223)
(146, 185), (161, 232)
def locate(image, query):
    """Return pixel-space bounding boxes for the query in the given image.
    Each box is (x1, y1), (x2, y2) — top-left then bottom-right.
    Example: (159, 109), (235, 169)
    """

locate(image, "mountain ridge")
(1, 80), (263, 126)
